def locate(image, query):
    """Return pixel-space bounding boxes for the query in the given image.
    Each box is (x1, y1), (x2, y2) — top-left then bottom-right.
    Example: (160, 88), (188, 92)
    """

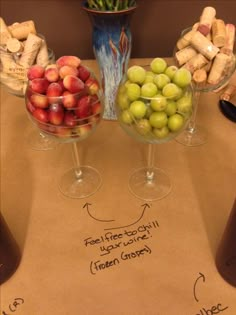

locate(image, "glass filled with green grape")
(115, 58), (194, 201)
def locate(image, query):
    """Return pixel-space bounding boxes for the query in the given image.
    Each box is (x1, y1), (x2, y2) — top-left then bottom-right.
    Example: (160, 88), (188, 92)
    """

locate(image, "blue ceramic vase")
(83, 5), (136, 120)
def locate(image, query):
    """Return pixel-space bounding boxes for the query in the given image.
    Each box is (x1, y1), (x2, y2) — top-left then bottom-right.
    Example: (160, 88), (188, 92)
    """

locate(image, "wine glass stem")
(39, 132), (50, 143)
(188, 89), (201, 133)
(146, 143), (155, 183)
(72, 142), (83, 180)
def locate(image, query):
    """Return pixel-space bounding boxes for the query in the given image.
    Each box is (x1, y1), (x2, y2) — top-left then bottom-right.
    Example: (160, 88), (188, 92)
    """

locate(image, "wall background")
(1, 0), (235, 59)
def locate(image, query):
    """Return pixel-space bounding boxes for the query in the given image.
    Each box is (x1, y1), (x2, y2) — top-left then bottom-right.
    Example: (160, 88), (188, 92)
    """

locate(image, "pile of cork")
(0, 18), (53, 95)
(174, 7), (235, 87)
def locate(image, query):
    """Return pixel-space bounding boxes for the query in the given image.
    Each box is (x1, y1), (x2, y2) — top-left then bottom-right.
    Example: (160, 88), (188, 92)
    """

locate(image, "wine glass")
(0, 46), (57, 150)
(173, 27), (236, 146)
(115, 62), (194, 201)
(25, 66), (104, 199)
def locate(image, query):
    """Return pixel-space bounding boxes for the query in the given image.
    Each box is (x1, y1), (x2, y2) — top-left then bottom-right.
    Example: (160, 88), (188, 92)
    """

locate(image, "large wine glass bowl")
(25, 88), (102, 144)
(173, 26), (236, 146)
(25, 59), (104, 198)
(115, 61), (194, 201)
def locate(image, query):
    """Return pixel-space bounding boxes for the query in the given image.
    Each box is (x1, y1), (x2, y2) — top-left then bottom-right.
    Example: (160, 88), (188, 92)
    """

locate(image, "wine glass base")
(58, 166), (102, 199)
(175, 125), (207, 147)
(27, 130), (58, 151)
(129, 167), (172, 201)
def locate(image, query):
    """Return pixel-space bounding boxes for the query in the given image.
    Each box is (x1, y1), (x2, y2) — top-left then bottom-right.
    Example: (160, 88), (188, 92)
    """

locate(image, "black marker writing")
(193, 272), (205, 302)
(121, 245), (151, 260)
(90, 244), (151, 275)
(84, 221), (159, 248)
(100, 242), (122, 256)
(90, 258), (120, 275)
(1, 297), (24, 315)
(196, 303), (229, 315)
(86, 220), (159, 275)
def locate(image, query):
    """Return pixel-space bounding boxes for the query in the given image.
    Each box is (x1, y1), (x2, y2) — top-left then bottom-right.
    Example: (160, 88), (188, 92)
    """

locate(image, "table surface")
(1, 59), (236, 315)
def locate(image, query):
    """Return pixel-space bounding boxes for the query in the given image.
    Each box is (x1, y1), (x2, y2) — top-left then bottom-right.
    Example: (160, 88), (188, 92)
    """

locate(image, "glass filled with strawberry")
(25, 55), (103, 143)
(25, 55), (104, 198)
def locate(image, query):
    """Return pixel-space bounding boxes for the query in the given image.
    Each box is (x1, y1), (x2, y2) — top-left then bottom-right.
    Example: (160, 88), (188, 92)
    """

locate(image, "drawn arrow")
(83, 203), (115, 222)
(193, 272), (206, 302)
(141, 203), (151, 211)
(104, 203), (151, 230)
(83, 202), (152, 229)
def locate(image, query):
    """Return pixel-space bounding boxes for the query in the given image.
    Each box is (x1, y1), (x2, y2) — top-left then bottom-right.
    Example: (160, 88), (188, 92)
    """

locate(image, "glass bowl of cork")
(173, 6), (236, 146)
(0, 18), (55, 97)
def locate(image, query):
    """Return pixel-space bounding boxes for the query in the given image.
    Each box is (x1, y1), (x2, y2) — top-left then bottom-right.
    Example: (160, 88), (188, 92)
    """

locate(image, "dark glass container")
(215, 198), (236, 287)
(0, 213), (21, 285)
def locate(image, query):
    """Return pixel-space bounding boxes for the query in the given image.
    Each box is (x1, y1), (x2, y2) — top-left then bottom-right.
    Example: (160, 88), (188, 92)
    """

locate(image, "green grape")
(149, 111), (168, 128)
(150, 95), (167, 111)
(145, 106), (154, 118)
(127, 65), (146, 84)
(150, 58), (167, 74)
(126, 83), (141, 101)
(168, 113), (184, 131)
(143, 71), (155, 83)
(162, 83), (182, 99)
(135, 119), (152, 135)
(129, 100), (146, 119)
(164, 65), (178, 80)
(165, 100), (177, 116)
(153, 73), (170, 89)
(120, 109), (133, 125)
(117, 87), (130, 109)
(176, 91), (192, 114)
(153, 126), (170, 138)
(172, 68), (192, 88)
(141, 82), (158, 98)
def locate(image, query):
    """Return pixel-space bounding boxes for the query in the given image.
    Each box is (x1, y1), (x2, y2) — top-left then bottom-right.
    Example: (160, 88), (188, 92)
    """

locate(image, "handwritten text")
(1, 297), (24, 315)
(84, 221), (158, 275)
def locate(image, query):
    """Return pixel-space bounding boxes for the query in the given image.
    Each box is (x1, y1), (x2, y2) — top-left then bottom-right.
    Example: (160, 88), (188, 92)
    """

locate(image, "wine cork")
(190, 31), (219, 60)
(207, 53), (231, 85)
(0, 17), (12, 45)
(197, 6), (216, 35)
(175, 46), (197, 66)
(6, 37), (24, 53)
(225, 54), (236, 76)
(8, 20), (36, 40)
(0, 71), (26, 94)
(0, 53), (27, 79)
(0, 50), (14, 66)
(45, 63), (57, 70)
(220, 24), (235, 55)
(212, 19), (226, 47)
(18, 33), (42, 68)
(36, 39), (49, 67)
(203, 60), (212, 72)
(183, 53), (209, 73)
(217, 70), (236, 96)
(220, 84), (236, 101)
(213, 57), (235, 92)
(192, 23), (199, 31)
(206, 31), (212, 42)
(193, 68), (207, 87)
(176, 29), (196, 50)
